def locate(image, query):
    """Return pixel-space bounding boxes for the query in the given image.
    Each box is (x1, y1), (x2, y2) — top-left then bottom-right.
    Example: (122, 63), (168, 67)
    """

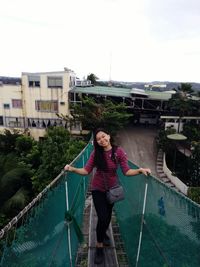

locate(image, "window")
(4, 117), (24, 128)
(3, 104), (10, 109)
(12, 99), (22, 108)
(0, 116), (3, 125)
(28, 75), (40, 87)
(48, 76), (63, 88)
(35, 100), (58, 112)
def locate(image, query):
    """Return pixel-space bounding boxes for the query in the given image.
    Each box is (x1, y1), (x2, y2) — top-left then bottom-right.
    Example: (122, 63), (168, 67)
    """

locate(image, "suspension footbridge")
(0, 129), (200, 267)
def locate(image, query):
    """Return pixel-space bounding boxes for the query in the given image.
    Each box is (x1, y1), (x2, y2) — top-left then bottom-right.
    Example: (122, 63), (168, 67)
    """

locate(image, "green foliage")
(188, 141), (200, 186)
(0, 126), (86, 229)
(182, 122), (200, 142)
(15, 135), (41, 169)
(33, 127), (86, 193)
(72, 96), (132, 134)
(157, 127), (176, 152)
(0, 214), (9, 228)
(2, 187), (30, 216)
(0, 167), (32, 206)
(188, 187), (200, 204)
(15, 135), (35, 154)
(168, 83), (195, 117)
(65, 139), (86, 163)
(0, 153), (19, 177)
(0, 129), (22, 154)
(87, 73), (99, 85)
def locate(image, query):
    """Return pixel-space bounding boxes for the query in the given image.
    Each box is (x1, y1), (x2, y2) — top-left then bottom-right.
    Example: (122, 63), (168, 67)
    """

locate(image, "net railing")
(1, 144), (200, 267)
(115, 161), (200, 267)
(0, 142), (93, 267)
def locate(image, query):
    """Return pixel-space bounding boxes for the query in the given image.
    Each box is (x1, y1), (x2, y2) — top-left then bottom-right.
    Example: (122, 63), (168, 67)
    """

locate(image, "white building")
(0, 69), (77, 140)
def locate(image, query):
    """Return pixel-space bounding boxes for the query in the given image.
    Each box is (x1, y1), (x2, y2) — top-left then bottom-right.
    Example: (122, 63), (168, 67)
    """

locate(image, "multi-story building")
(0, 68), (77, 140)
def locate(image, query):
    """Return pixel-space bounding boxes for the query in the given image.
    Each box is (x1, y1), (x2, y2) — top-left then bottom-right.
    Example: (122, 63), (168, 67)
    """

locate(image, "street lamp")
(167, 133), (187, 175)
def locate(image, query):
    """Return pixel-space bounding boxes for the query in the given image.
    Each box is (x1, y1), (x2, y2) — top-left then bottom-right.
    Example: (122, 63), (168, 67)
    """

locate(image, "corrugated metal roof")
(70, 86), (131, 98)
(70, 86), (174, 100)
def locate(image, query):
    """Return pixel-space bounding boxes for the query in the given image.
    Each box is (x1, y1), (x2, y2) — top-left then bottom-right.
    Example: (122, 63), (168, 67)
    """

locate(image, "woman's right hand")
(64, 164), (73, 171)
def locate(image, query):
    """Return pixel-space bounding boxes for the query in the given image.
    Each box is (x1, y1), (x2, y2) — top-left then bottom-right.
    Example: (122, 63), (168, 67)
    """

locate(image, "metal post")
(65, 181), (73, 267)
(135, 183), (148, 267)
(82, 155), (85, 195)
(173, 143), (177, 173)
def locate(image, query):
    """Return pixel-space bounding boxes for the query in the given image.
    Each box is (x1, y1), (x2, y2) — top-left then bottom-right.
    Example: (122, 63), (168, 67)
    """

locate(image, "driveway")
(116, 126), (159, 176)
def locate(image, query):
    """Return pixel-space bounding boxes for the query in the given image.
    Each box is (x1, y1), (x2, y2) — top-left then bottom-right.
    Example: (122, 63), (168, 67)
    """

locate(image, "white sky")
(1, 0), (200, 82)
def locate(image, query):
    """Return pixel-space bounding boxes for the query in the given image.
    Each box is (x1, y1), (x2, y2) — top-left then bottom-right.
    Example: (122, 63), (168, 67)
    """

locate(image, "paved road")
(116, 126), (158, 176)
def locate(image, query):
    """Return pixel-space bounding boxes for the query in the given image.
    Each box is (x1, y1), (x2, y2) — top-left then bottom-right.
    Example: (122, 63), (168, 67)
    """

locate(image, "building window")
(28, 76), (40, 87)
(12, 99), (22, 108)
(3, 104), (10, 109)
(48, 76), (63, 88)
(0, 116), (3, 125)
(4, 117), (24, 128)
(35, 100), (58, 112)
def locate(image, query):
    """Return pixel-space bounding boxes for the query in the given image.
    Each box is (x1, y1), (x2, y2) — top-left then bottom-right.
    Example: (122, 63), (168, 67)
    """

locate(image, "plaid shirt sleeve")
(84, 150), (95, 174)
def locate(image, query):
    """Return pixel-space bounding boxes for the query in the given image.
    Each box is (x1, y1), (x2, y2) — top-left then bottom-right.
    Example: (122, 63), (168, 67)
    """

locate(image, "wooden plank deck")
(88, 201), (119, 267)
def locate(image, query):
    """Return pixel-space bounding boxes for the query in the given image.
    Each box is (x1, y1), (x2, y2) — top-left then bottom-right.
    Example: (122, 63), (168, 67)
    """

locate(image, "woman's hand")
(64, 165), (88, 175)
(64, 164), (73, 172)
(139, 168), (151, 176)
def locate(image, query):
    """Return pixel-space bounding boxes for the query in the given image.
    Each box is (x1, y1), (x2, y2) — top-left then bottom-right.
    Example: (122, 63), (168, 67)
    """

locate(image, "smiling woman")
(64, 127), (151, 264)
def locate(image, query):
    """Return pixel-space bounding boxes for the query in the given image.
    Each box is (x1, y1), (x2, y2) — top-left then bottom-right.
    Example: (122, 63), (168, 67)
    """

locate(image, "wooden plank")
(88, 201), (119, 267)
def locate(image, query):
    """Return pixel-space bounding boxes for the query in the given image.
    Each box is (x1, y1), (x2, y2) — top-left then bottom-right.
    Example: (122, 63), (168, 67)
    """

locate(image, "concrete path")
(116, 126), (158, 176)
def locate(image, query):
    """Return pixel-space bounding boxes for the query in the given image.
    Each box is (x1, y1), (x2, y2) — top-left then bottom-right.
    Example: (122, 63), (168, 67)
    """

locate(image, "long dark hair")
(93, 128), (117, 171)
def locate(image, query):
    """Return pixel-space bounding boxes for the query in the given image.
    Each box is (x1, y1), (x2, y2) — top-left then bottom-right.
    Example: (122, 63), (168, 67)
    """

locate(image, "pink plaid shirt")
(84, 147), (130, 192)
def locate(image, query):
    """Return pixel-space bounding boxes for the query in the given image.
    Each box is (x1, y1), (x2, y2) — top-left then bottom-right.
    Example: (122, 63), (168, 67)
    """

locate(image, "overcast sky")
(1, 0), (200, 82)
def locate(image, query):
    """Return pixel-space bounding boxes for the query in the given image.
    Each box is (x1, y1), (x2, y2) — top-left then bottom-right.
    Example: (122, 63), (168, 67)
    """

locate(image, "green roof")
(70, 86), (174, 100)
(70, 86), (131, 98)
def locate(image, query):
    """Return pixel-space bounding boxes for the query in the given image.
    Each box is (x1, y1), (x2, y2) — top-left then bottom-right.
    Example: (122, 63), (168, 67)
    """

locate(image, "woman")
(64, 128), (151, 264)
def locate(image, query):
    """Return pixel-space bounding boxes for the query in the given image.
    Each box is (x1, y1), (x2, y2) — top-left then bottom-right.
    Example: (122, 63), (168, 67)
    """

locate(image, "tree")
(71, 96), (132, 134)
(32, 127), (86, 193)
(188, 141), (200, 186)
(168, 83), (195, 132)
(0, 129), (22, 154)
(182, 122), (200, 143)
(87, 73), (99, 85)
(157, 127), (176, 153)
(0, 167), (32, 217)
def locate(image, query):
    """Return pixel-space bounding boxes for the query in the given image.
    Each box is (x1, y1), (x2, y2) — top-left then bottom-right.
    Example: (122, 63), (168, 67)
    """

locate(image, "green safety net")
(115, 161), (200, 267)
(0, 142), (93, 267)
(1, 142), (200, 267)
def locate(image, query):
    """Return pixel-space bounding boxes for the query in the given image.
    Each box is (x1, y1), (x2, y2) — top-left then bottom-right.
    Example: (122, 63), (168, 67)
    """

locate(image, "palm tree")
(168, 83), (194, 132)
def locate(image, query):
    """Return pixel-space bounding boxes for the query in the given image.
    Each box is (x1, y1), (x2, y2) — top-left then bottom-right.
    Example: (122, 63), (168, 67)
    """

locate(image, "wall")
(163, 153), (189, 195)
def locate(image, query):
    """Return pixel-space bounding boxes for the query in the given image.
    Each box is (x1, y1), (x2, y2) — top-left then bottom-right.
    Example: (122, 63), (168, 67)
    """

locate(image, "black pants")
(92, 190), (114, 243)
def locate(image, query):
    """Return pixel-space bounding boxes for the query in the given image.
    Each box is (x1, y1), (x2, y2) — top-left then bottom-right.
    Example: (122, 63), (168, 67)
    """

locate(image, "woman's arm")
(64, 150), (95, 176)
(117, 147), (151, 177)
(125, 168), (151, 176)
(64, 164), (89, 175)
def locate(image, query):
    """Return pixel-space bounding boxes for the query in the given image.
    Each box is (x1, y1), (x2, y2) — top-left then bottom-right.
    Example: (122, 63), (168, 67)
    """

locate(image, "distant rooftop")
(70, 86), (175, 100)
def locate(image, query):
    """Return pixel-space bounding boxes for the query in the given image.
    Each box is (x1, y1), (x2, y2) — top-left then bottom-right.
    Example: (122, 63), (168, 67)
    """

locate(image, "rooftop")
(70, 86), (175, 100)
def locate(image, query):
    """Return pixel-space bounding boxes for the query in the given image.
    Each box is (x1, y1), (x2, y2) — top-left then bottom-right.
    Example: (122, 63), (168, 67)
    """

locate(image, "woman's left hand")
(139, 168), (151, 176)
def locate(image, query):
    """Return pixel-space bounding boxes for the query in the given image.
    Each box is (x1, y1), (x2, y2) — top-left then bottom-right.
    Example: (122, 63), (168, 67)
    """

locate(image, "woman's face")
(95, 131), (111, 148)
